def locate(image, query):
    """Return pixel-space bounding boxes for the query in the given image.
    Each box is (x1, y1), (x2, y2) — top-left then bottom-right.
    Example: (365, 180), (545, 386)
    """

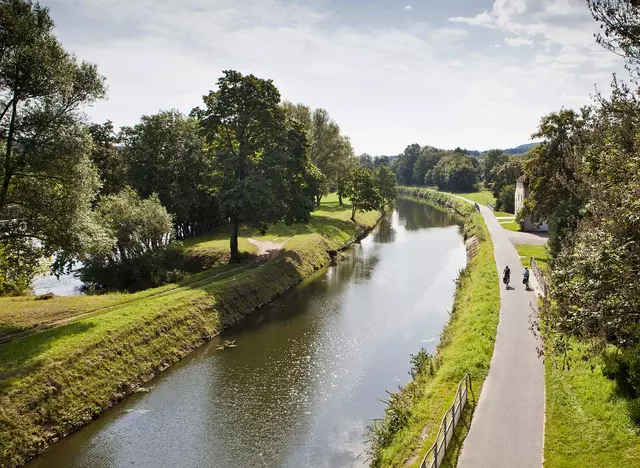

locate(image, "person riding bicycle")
(523, 267), (530, 290)
(503, 265), (511, 289)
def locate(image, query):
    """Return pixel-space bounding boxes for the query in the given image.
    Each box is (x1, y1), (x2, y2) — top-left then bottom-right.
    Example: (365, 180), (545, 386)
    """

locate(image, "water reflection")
(396, 196), (459, 231)
(28, 199), (467, 468)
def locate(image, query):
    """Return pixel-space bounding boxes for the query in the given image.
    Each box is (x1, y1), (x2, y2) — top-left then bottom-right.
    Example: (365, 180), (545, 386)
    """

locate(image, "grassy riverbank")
(0, 195), (380, 468)
(370, 187), (500, 467)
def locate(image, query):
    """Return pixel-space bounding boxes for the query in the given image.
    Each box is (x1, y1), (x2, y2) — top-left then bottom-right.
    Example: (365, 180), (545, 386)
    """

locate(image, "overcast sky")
(45, 0), (625, 155)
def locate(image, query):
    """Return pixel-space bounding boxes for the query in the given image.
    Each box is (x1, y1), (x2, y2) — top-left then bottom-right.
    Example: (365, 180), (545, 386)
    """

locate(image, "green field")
(0, 194), (381, 468)
(443, 189), (496, 207)
(373, 187), (500, 467)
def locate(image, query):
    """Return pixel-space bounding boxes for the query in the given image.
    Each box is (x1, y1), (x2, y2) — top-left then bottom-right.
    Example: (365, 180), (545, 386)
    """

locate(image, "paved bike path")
(457, 204), (544, 468)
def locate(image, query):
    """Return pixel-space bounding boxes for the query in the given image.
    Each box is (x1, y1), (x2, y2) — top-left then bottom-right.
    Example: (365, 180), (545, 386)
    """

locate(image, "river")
(27, 197), (466, 468)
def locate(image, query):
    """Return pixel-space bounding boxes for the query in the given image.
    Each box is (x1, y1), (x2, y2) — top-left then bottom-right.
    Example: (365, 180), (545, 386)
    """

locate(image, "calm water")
(28, 198), (466, 468)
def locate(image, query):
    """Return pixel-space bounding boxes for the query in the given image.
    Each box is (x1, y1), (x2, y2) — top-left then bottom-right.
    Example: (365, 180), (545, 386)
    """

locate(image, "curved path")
(457, 203), (545, 468)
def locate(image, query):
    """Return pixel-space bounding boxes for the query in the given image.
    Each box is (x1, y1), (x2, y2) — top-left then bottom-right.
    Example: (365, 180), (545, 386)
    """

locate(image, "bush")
(499, 185), (516, 213)
(628, 399), (640, 424)
(409, 348), (434, 378)
(602, 345), (640, 399)
(80, 188), (175, 291)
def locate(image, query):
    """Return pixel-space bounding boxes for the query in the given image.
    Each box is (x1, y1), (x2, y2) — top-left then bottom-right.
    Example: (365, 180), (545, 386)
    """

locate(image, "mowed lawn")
(0, 194), (375, 340)
(515, 244), (549, 275)
(442, 189), (496, 207)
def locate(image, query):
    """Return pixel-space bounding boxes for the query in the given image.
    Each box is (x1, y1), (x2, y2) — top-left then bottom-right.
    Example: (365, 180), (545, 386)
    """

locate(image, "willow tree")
(193, 71), (315, 262)
(0, 0), (106, 292)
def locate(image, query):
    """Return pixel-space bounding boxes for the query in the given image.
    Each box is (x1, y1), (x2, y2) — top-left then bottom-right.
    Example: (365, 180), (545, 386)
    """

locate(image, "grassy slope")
(0, 194), (380, 468)
(374, 187), (500, 467)
(0, 195), (359, 339)
(545, 341), (640, 468)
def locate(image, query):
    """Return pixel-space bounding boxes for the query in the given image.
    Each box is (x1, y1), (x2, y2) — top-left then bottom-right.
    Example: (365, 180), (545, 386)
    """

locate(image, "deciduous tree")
(121, 110), (219, 238)
(0, 0), (106, 285)
(193, 71), (315, 262)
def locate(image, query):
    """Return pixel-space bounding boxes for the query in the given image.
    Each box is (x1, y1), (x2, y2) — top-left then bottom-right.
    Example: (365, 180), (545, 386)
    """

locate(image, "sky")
(44, 0), (626, 155)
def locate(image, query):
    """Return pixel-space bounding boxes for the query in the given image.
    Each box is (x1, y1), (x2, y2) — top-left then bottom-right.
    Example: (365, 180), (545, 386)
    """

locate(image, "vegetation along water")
(23, 198), (466, 468)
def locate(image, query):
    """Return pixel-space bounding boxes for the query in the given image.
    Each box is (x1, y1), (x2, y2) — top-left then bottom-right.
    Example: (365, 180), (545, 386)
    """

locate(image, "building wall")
(514, 180), (549, 232)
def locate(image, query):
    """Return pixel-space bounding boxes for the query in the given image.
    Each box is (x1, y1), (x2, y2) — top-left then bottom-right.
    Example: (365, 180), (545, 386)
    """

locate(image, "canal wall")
(370, 187), (500, 467)
(0, 213), (383, 468)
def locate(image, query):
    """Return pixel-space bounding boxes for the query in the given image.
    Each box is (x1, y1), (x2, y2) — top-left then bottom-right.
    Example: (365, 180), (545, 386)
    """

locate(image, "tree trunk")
(0, 97), (18, 209)
(338, 193), (343, 205)
(230, 219), (240, 263)
(351, 205), (356, 221)
(316, 194), (322, 207)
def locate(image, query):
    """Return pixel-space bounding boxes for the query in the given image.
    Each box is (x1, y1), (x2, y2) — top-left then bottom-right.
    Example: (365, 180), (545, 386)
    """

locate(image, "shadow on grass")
(0, 321), (96, 387)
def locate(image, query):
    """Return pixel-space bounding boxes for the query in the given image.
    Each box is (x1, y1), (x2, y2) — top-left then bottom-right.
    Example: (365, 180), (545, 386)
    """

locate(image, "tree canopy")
(193, 71), (315, 262)
(0, 0), (106, 291)
(121, 110), (219, 238)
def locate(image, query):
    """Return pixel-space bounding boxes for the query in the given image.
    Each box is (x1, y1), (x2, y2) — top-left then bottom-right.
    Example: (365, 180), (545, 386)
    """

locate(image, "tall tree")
(282, 101), (353, 205)
(481, 149), (508, 185)
(0, 0), (106, 282)
(431, 153), (479, 192)
(588, 0), (640, 75)
(359, 153), (375, 169)
(489, 156), (524, 210)
(121, 110), (219, 238)
(395, 143), (421, 185)
(193, 70), (315, 262)
(413, 147), (442, 186)
(345, 167), (381, 220)
(520, 108), (591, 255)
(374, 155), (390, 168)
(374, 165), (397, 208)
(88, 121), (125, 196)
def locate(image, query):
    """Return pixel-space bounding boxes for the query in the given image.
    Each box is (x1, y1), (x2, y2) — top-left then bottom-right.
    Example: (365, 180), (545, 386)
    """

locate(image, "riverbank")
(370, 187), (500, 467)
(0, 195), (381, 468)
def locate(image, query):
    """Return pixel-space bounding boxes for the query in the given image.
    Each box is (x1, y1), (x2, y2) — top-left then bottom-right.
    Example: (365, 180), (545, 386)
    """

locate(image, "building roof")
(516, 175), (526, 183)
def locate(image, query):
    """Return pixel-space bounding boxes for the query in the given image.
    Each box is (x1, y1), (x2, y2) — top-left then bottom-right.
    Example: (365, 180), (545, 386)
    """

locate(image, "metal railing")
(487, 202), (495, 211)
(419, 373), (472, 468)
(530, 257), (549, 297)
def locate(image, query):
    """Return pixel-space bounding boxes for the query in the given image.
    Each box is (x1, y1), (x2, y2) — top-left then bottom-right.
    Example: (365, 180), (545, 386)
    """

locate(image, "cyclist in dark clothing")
(503, 266), (511, 289)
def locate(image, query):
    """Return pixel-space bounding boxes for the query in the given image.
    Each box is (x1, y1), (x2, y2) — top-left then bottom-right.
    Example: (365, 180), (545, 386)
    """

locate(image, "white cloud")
(49, 0), (626, 154)
(403, 5), (412, 11)
(505, 36), (533, 47)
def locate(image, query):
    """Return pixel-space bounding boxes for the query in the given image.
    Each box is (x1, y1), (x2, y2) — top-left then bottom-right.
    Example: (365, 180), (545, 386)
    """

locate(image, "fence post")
(434, 437), (438, 468)
(443, 413), (448, 453)
(452, 394), (456, 426)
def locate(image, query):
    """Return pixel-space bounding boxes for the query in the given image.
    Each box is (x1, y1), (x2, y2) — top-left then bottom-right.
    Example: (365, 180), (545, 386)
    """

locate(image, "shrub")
(80, 188), (175, 291)
(409, 347), (434, 378)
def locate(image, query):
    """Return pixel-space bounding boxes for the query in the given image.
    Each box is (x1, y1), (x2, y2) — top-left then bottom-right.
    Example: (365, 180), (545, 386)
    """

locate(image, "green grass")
(501, 221), (521, 232)
(373, 187), (500, 467)
(545, 339), (640, 467)
(494, 211), (514, 218)
(441, 190), (496, 207)
(515, 244), (549, 275)
(0, 195), (381, 468)
(0, 194), (374, 340)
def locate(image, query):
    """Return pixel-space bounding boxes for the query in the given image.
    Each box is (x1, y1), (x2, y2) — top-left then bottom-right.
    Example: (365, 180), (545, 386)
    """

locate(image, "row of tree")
(523, 0), (640, 412)
(382, 142), (531, 206)
(0, 0), (395, 294)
